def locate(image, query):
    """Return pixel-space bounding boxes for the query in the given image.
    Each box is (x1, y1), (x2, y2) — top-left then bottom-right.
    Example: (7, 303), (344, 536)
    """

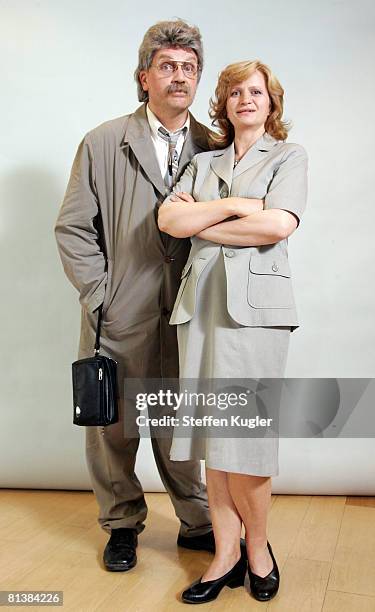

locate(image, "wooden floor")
(0, 490), (375, 611)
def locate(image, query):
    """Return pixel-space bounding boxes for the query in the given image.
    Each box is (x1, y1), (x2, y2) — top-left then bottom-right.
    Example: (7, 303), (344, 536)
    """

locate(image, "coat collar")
(120, 103), (210, 196)
(210, 132), (279, 187)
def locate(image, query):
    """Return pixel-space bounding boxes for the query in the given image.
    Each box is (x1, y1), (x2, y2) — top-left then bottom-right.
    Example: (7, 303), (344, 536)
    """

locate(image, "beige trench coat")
(55, 104), (212, 386)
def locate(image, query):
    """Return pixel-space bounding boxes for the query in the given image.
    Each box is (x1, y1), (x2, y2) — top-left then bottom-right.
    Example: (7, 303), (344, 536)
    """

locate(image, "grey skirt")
(170, 249), (291, 476)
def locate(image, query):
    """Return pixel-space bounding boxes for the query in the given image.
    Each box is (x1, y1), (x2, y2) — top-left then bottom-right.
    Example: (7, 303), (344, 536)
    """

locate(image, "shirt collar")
(146, 104), (190, 139)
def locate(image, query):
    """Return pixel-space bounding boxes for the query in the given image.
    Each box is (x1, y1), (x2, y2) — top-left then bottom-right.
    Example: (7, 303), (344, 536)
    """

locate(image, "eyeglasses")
(152, 60), (198, 79)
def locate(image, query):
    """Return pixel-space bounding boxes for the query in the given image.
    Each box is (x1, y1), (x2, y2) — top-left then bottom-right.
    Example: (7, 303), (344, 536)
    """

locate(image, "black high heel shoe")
(248, 541), (280, 602)
(181, 554), (247, 604)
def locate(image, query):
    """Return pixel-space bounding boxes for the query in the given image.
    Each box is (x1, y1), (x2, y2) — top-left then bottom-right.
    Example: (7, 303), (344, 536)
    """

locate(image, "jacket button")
(225, 250), (235, 258)
(272, 263), (279, 272)
(161, 307), (170, 316)
(164, 256), (175, 263)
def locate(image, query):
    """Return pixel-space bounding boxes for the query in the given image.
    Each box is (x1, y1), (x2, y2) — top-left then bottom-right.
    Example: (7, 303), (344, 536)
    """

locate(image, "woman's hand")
(169, 192), (196, 204)
(231, 197), (264, 218)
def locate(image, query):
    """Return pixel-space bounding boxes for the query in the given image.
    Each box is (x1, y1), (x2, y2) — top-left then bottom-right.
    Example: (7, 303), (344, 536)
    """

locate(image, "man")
(55, 19), (215, 571)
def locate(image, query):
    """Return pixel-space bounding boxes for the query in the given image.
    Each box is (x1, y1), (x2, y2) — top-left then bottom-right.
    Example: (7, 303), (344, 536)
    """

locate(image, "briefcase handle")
(94, 304), (103, 355)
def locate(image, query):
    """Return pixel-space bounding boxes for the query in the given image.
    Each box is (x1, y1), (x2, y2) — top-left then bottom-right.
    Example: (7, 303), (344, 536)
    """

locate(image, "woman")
(158, 60), (307, 603)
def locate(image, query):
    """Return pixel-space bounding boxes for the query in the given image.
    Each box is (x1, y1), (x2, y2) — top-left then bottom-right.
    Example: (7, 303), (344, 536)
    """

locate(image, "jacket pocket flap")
(249, 255), (291, 278)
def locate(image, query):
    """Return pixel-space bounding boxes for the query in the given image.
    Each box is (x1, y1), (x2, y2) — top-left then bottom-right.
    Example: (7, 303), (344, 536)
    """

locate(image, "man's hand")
(169, 191), (196, 204)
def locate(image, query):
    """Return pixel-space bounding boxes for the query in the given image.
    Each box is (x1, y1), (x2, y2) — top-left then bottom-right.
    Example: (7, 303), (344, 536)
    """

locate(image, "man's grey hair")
(134, 19), (204, 102)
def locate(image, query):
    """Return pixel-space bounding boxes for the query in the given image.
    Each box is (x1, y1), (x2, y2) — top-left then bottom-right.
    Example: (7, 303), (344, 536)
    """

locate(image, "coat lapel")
(210, 144), (235, 189)
(120, 104), (166, 196)
(177, 113), (211, 179)
(233, 132), (279, 178)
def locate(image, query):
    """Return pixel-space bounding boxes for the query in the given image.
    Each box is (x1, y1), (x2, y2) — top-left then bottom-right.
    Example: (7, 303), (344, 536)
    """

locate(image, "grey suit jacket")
(164, 133), (308, 331)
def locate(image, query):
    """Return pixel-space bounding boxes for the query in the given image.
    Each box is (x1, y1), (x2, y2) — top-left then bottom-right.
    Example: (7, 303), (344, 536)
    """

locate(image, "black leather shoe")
(177, 531), (216, 553)
(181, 555), (247, 604)
(178, 531), (247, 557)
(248, 541), (279, 601)
(103, 527), (138, 571)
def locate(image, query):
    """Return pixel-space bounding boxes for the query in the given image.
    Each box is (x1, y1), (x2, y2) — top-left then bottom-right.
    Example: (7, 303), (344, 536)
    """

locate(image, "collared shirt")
(146, 104), (190, 179)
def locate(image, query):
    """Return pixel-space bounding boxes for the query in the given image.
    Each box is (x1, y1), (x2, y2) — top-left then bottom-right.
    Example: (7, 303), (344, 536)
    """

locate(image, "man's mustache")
(167, 83), (190, 94)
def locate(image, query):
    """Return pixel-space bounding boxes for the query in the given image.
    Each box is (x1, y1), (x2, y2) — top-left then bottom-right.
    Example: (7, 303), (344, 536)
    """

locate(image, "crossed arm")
(157, 149), (307, 246)
(158, 192), (298, 246)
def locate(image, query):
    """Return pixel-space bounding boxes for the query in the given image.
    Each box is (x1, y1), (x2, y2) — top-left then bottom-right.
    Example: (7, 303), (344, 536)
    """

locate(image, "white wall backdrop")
(1, 0), (375, 492)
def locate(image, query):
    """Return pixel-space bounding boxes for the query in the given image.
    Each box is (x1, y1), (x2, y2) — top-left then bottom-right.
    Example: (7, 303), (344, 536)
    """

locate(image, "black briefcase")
(72, 305), (119, 426)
